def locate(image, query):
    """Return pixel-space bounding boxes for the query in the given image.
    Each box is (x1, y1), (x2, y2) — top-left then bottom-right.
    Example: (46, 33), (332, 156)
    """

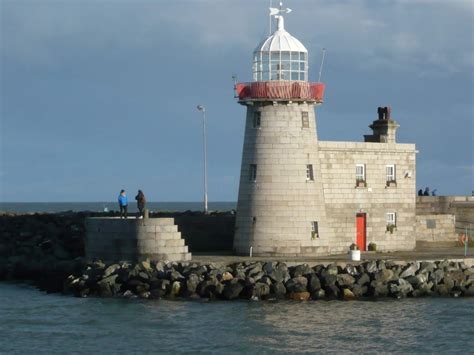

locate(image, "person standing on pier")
(118, 189), (128, 219)
(135, 190), (146, 218)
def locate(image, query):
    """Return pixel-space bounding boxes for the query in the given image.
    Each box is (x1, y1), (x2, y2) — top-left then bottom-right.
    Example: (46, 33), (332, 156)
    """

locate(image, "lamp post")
(196, 105), (208, 214)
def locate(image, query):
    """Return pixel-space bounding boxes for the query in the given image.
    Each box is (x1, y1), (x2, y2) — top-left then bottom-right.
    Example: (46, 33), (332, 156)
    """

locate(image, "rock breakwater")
(64, 259), (474, 300)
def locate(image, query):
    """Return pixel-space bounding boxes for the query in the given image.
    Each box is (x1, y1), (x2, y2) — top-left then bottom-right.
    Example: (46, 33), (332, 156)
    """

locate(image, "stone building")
(233, 7), (417, 256)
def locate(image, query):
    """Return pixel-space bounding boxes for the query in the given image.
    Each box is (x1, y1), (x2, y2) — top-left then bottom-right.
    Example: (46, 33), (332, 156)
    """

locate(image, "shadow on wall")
(154, 212), (235, 252)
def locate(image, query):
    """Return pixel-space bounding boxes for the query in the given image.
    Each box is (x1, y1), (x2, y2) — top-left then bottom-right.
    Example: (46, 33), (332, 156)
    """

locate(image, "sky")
(0, 0), (473, 202)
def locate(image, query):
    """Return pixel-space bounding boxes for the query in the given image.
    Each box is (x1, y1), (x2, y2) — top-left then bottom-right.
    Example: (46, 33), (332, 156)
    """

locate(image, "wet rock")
(406, 274), (427, 288)
(429, 269), (445, 285)
(252, 282), (271, 299)
(170, 281), (182, 297)
(375, 269), (395, 283)
(285, 276), (308, 293)
(321, 274), (337, 287)
(389, 279), (413, 298)
(168, 270), (185, 282)
(357, 273), (370, 286)
(288, 291), (310, 301)
(336, 274), (355, 287)
(264, 262), (289, 283)
(311, 288), (326, 300)
(324, 284), (340, 298)
(269, 282), (286, 299)
(223, 279), (244, 300)
(400, 263), (418, 278)
(343, 288), (355, 300)
(365, 261), (378, 274)
(307, 274), (321, 293)
(345, 265), (359, 276)
(371, 281), (389, 297)
(103, 264), (121, 278)
(434, 284), (449, 296)
(351, 284), (366, 298)
(97, 274), (120, 297)
(185, 273), (201, 294)
(197, 279), (221, 298)
(222, 271), (233, 281)
(290, 264), (312, 278)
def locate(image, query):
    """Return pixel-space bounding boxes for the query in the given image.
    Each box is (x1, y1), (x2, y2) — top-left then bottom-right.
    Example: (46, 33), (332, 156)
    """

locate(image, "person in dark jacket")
(135, 190), (146, 218)
(118, 189), (128, 218)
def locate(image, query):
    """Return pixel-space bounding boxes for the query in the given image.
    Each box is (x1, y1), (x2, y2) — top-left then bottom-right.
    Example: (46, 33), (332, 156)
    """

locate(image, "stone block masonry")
(85, 217), (191, 263)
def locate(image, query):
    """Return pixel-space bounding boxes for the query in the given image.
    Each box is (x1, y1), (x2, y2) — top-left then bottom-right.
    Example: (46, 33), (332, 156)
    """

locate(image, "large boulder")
(223, 279), (245, 300)
(307, 274), (321, 293)
(290, 264), (313, 278)
(285, 277), (308, 293)
(264, 262), (290, 283)
(389, 279), (413, 298)
(269, 282), (287, 299)
(336, 274), (356, 287)
(375, 269), (395, 283)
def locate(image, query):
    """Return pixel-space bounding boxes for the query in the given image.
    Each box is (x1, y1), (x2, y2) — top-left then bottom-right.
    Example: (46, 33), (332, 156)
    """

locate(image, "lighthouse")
(233, 4), (333, 256)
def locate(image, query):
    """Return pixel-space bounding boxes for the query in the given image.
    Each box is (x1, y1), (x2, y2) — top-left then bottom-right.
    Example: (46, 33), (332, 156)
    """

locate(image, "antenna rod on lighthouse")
(269, 0), (272, 35)
(318, 48), (326, 83)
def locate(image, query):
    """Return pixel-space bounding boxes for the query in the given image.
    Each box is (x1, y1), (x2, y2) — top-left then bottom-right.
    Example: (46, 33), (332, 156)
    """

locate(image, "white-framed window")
(253, 112), (261, 128)
(356, 164), (366, 181)
(386, 165), (396, 182)
(386, 212), (396, 227)
(306, 164), (314, 181)
(253, 50), (308, 82)
(249, 164), (257, 182)
(311, 221), (319, 239)
(301, 111), (309, 128)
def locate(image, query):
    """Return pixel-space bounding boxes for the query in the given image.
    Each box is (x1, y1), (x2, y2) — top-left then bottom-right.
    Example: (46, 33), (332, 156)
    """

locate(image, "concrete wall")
(416, 196), (474, 233)
(319, 141), (417, 253)
(85, 217), (191, 262)
(415, 214), (457, 242)
(234, 102), (333, 256)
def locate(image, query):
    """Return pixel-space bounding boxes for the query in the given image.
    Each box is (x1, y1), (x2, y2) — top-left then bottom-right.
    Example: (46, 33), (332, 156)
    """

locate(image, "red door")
(356, 213), (366, 251)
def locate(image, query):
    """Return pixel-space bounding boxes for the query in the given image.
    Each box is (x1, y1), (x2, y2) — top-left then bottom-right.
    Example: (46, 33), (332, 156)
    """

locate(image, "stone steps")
(85, 217), (192, 263)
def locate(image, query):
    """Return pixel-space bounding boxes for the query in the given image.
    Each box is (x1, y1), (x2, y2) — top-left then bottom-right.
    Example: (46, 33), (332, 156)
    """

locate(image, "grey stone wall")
(234, 102), (333, 256)
(85, 217), (191, 262)
(416, 196), (474, 233)
(318, 142), (417, 253)
(415, 214), (457, 242)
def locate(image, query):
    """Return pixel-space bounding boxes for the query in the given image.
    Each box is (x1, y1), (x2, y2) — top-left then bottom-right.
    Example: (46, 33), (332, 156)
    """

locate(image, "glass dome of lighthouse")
(253, 5), (308, 82)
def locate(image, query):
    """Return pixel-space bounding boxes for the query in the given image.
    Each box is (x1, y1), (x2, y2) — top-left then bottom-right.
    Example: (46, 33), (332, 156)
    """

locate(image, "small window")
(311, 221), (319, 239)
(386, 165), (396, 182)
(301, 112), (309, 128)
(306, 164), (314, 181)
(253, 112), (261, 128)
(386, 212), (396, 227)
(249, 164), (257, 182)
(356, 164), (366, 182)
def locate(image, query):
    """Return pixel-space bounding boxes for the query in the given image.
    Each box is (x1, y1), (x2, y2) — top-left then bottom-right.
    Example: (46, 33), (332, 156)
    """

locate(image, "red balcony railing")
(236, 81), (325, 102)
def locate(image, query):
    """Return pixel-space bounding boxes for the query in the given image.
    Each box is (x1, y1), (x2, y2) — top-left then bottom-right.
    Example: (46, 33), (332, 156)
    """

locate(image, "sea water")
(1, 283), (473, 353)
(0, 202), (236, 213)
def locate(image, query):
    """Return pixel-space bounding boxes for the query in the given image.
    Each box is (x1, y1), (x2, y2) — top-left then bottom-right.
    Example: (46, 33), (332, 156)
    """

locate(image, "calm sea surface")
(1, 283), (473, 353)
(0, 202), (236, 213)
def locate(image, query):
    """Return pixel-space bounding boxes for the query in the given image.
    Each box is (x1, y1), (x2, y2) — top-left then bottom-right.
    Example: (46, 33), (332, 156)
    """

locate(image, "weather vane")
(269, 1), (292, 34)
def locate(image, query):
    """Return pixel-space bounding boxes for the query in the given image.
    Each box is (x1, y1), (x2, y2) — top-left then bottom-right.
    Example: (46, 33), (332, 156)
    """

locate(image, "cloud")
(2, 0), (472, 75)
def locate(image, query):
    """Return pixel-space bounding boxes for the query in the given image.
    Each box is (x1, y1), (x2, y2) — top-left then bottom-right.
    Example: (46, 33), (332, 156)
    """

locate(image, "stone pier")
(85, 217), (192, 262)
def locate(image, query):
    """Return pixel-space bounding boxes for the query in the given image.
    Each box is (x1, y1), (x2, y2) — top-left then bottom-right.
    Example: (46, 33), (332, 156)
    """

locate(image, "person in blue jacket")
(118, 189), (128, 218)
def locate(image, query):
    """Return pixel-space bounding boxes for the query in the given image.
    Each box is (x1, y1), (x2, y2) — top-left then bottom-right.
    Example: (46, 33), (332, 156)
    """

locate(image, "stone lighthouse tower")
(234, 5), (332, 256)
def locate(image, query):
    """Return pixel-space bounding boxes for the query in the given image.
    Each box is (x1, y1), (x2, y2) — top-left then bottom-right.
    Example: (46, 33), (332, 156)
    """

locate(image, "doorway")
(356, 213), (367, 251)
